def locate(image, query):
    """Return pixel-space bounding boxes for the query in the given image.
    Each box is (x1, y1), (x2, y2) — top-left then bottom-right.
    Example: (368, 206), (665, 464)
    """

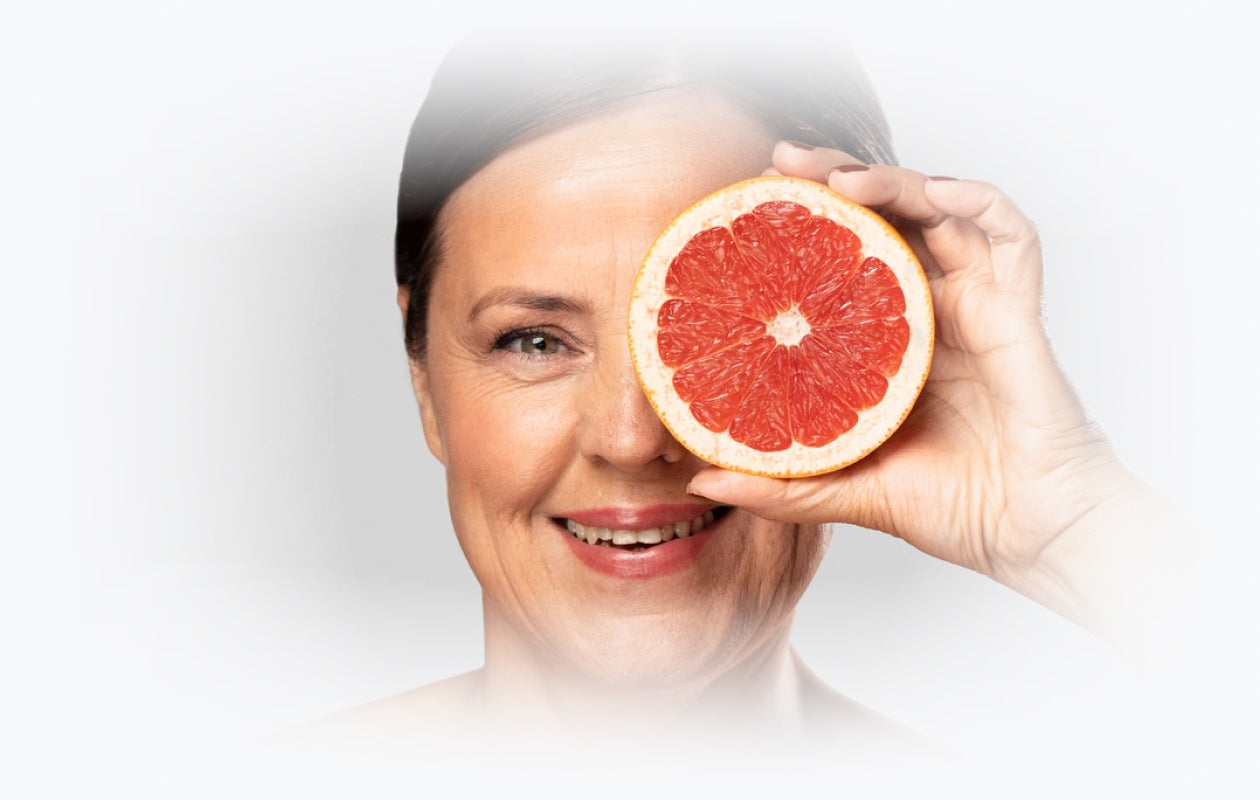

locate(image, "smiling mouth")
(556, 506), (734, 551)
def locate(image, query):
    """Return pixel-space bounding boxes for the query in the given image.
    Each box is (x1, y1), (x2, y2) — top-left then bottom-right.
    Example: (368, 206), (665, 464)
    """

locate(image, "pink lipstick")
(554, 503), (732, 578)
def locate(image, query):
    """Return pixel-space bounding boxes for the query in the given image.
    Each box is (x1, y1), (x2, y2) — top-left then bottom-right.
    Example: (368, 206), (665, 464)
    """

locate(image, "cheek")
(431, 365), (580, 522)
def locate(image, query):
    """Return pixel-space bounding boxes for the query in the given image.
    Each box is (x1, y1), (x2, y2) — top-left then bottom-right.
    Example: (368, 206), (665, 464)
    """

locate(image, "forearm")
(996, 473), (1195, 657)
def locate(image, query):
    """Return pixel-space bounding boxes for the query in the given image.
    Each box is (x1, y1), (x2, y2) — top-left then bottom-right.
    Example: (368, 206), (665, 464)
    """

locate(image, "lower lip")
(560, 521), (722, 579)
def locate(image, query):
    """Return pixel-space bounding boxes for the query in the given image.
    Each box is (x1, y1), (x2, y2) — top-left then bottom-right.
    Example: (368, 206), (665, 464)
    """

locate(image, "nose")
(577, 346), (689, 472)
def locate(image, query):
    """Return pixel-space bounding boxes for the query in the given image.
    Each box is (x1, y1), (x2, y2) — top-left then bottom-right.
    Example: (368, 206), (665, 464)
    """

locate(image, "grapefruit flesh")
(628, 176), (933, 478)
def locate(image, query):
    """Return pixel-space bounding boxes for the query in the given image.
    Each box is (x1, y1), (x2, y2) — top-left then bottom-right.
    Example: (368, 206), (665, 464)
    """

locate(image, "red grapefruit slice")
(629, 176), (933, 478)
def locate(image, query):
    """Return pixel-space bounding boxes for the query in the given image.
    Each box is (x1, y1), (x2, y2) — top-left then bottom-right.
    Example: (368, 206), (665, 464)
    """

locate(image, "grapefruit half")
(628, 176), (933, 478)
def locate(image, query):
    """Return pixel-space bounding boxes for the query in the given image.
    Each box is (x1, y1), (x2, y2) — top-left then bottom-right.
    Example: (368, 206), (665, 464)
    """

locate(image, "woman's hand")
(686, 142), (1187, 649)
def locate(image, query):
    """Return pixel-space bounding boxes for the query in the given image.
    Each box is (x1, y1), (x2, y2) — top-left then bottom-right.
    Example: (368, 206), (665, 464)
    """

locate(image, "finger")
(771, 140), (864, 183)
(686, 465), (888, 530)
(773, 144), (957, 235)
(897, 215), (995, 285)
(895, 224), (944, 282)
(825, 165), (950, 228)
(917, 216), (993, 279)
(923, 179), (1042, 292)
(761, 166), (782, 177)
(922, 178), (1038, 245)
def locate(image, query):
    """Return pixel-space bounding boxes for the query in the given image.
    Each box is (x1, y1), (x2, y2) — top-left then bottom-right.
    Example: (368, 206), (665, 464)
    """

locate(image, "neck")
(474, 597), (808, 745)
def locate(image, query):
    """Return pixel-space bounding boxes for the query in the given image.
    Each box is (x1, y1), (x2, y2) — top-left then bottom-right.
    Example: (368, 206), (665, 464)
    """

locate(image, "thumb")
(686, 466), (887, 529)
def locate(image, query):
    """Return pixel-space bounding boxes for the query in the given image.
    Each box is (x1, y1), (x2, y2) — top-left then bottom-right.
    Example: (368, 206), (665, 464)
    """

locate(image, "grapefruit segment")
(803, 256), (906, 327)
(788, 346), (859, 448)
(729, 210), (795, 319)
(791, 217), (862, 308)
(800, 331), (889, 412)
(813, 317), (911, 379)
(749, 199), (814, 232)
(663, 227), (748, 310)
(671, 336), (777, 432)
(728, 346), (792, 452)
(656, 299), (767, 367)
(629, 176), (933, 478)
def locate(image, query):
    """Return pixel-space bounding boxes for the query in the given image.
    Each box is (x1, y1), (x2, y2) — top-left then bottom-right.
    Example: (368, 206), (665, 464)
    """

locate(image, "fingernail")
(928, 175), (957, 181)
(833, 163), (869, 173)
(784, 140), (815, 151)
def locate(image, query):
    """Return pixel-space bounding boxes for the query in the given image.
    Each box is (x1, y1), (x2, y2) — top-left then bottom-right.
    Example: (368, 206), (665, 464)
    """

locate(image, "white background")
(7, 0), (1258, 793)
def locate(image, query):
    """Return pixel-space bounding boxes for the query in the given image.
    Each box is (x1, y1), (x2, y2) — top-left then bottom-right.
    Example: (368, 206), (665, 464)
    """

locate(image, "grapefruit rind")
(628, 176), (933, 478)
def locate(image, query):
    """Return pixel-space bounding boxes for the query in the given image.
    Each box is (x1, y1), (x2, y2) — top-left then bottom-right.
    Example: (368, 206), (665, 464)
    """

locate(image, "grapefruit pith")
(628, 176), (933, 478)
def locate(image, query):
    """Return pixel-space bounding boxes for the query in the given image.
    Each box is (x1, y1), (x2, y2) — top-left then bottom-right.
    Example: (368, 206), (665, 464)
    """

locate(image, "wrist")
(994, 471), (1192, 654)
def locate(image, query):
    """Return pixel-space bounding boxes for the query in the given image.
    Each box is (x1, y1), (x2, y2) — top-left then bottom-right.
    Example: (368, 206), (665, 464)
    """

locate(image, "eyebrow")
(467, 288), (592, 323)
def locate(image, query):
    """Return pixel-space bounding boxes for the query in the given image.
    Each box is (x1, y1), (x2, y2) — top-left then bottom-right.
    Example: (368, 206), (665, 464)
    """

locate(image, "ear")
(397, 286), (446, 465)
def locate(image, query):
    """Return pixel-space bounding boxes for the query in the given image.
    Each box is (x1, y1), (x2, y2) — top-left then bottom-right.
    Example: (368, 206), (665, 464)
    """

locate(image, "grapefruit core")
(628, 176), (933, 478)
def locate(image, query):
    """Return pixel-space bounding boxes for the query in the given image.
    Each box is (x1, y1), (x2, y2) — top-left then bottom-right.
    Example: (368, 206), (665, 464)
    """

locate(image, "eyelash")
(491, 326), (575, 357)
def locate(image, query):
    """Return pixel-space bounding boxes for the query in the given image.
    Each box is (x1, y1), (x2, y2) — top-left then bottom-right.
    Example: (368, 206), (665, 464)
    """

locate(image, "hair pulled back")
(395, 32), (896, 360)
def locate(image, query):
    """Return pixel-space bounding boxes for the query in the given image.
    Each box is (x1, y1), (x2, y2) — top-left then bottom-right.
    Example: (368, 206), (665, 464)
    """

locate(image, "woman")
(316, 33), (1184, 759)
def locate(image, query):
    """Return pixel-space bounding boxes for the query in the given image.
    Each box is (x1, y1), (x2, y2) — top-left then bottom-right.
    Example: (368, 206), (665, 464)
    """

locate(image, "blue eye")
(496, 329), (569, 356)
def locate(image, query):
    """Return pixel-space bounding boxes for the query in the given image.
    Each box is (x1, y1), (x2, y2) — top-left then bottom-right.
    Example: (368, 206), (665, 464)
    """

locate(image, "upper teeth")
(565, 509), (719, 547)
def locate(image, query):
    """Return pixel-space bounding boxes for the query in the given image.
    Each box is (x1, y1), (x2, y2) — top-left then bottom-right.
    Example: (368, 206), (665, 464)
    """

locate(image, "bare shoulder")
(281, 670), (484, 754)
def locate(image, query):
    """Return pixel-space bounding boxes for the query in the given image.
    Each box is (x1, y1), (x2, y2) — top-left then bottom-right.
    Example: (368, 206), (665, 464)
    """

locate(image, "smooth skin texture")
(690, 142), (1188, 651)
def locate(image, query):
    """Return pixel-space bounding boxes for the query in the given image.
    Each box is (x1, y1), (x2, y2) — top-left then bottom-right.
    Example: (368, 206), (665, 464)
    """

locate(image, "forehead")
(435, 90), (777, 312)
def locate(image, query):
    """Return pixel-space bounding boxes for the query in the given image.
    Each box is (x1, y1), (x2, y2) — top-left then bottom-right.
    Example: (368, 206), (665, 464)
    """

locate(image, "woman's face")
(408, 90), (827, 691)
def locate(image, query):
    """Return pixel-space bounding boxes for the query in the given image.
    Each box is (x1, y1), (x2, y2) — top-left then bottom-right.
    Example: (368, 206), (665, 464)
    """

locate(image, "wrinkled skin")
(391, 91), (1182, 738)
(403, 93), (829, 723)
(690, 144), (1185, 647)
